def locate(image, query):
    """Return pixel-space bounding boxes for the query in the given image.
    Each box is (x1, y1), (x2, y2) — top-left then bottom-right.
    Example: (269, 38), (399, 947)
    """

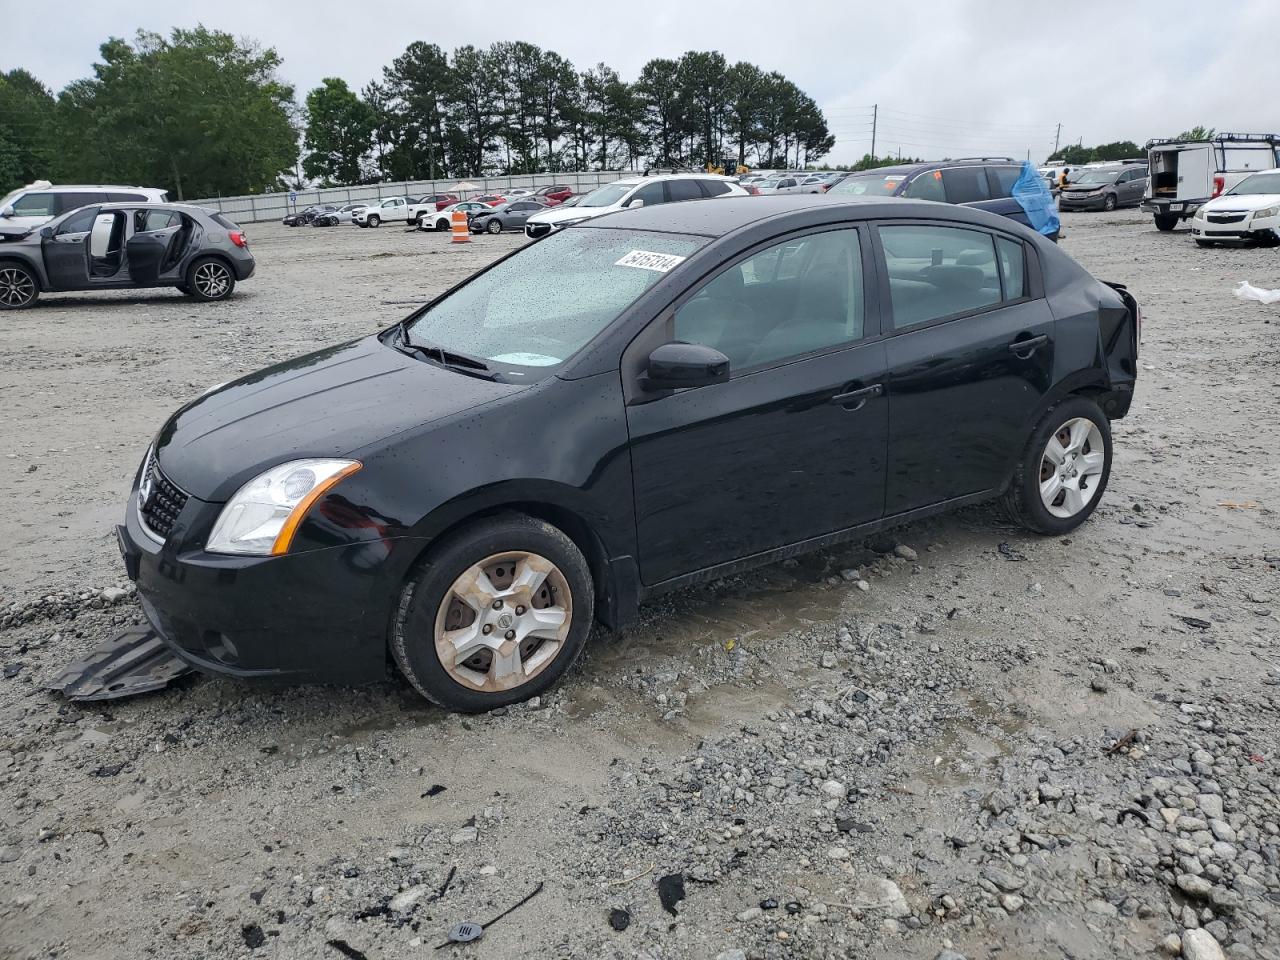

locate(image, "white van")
(1141, 134), (1280, 231)
(0, 181), (169, 232)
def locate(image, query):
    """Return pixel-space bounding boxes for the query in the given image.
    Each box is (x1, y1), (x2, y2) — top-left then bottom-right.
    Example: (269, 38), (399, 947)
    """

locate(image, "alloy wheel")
(433, 551), (572, 692)
(1038, 417), (1106, 518)
(193, 262), (231, 299)
(0, 267), (35, 307)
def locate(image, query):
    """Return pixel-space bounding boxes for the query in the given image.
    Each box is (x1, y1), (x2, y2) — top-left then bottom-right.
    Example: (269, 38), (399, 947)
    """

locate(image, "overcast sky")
(3, 0), (1277, 165)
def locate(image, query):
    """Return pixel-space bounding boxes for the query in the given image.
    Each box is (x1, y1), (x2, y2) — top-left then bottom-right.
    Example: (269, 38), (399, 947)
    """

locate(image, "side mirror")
(40, 226), (53, 239)
(627, 198), (645, 208)
(0, 205), (13, 218)
(646, 342), (730, 389)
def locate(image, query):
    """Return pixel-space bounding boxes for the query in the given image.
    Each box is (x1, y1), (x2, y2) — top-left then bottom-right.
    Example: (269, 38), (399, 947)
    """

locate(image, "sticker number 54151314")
(615, 250), (688, 273)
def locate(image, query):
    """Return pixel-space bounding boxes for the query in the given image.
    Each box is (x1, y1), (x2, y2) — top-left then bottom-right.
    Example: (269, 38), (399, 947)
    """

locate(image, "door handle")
(830, 383), (883, 410)
(1007, 334), (1049, 357)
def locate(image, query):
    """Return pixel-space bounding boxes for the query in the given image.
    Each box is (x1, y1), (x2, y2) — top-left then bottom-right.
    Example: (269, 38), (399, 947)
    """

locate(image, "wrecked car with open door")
(0, 202), (255, 309)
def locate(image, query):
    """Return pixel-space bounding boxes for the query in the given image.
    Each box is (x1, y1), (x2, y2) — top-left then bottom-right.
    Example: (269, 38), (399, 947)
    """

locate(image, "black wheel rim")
(0, 267), (35, 306)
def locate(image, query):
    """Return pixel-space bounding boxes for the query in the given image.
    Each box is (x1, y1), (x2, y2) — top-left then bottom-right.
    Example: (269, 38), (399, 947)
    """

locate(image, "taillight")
(1212, 175), (1225, 198)
(229, 231), (248, 248)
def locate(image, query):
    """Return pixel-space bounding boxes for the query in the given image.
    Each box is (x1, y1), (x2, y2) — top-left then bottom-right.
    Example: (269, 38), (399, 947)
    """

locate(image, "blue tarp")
(1012, 161), (1060, 237)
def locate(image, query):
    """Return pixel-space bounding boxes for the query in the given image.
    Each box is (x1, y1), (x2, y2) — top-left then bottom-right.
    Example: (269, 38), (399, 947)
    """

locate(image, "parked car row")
(281, 185), (579, 231)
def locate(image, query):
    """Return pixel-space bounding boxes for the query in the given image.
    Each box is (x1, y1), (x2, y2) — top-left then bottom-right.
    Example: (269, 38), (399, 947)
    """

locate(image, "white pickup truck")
(351, 196), (436, 228)
(1141, 133), (1280, 231)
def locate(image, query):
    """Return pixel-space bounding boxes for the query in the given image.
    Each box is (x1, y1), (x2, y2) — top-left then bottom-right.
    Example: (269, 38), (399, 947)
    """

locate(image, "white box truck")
(1141, 133), (1280, 231)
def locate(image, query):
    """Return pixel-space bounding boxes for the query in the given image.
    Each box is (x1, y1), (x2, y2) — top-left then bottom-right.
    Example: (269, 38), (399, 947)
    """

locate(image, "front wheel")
(0, 263), (39, 309)
(186, 257), (236, 302)
(415, 214), (427, 229)
(1003, 397), (1112, 535)
(486, 219), (503, 234)
(391, 514), (594, 712)
(1103, 193), (1117, 212)
(367, 215), (380, 228)
(1154, 212), (1179, 232)
(435, 218), (449, 231)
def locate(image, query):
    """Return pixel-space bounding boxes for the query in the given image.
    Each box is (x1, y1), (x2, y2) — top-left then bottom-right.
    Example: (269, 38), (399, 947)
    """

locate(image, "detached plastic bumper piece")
(49, 626), (193, 701)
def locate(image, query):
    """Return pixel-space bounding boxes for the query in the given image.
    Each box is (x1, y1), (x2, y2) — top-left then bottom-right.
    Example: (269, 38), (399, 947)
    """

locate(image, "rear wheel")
(486, 219), (503, 234)
(0, 263), (39, 309)
(1003, 397), (1112, 535)
(392, 514), (593, 712)
(186, 257), (236, 302)
(1154, 213), (1179, 232)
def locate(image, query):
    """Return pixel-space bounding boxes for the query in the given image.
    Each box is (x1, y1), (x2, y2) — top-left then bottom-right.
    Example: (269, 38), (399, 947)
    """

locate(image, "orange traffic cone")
(451, 210), (470, 244)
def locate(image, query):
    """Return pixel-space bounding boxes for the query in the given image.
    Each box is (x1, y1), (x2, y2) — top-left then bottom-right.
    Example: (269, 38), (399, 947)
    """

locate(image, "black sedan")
(118, 196), (1138, 711)
(468, 199), (550, 234)
(283, 205), (324, 227)
(0, 202), (254, 308)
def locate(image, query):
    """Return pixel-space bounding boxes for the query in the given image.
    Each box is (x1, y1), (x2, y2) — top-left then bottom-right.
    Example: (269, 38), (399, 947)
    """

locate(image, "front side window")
(902, 173), (944, 201)
(11, 193), (57, 217)
(941, 167), (992, 204)
(56, 206), (99, 234)
(630, 182), (665, 207)
(674, 228), (865, 372)
(881, 224), (1002, 329)
(406, 228), (704, 377)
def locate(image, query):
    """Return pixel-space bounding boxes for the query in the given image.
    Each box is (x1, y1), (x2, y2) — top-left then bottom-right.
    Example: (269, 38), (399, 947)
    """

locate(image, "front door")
(875, 221), (1055, 515)
(625, 225), (888, 585)
(40, 205), (99, 289)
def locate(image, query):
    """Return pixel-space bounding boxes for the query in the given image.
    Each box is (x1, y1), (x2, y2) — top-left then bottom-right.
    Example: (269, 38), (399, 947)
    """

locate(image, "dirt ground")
(1, 211), (1278, 960)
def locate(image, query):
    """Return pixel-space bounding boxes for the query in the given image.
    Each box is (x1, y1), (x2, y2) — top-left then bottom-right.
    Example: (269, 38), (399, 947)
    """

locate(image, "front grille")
(1207, 213), (1247, 224)
(525, 223), (551, 238)
(139, 452), (189, 540)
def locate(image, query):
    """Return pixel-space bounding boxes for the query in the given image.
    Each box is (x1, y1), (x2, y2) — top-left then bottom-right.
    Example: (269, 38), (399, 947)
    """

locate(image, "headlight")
(556, 216), (591, 227)
(1251, 205), (1279, 219)
(206, 459), (361, 556)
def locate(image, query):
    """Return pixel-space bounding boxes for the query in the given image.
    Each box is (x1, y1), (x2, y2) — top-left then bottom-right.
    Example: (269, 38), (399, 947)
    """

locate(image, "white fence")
(189, 171), (635, 224)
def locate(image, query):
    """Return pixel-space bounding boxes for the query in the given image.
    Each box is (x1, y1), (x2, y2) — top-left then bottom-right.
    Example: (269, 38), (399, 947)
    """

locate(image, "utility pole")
(871, 103), (878, 159)
(1053, 123), (1061, 155)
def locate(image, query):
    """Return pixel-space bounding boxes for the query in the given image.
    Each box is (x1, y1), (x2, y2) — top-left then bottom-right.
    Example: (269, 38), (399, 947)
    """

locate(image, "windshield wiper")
(394, 322), (501, 381)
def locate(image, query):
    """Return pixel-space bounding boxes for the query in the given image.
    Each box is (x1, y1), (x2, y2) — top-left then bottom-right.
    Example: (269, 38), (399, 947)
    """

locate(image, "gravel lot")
(1, 211), (1278, 960)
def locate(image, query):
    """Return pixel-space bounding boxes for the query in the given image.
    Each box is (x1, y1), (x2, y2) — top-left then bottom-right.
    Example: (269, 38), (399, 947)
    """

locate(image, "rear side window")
(902, 173), (944, 201)
(211, 213), (240, 230)
(667, 180), (703, 202)
(941, 168), (992, 204)
(57, 192), (109, 213)
(996, 237), (1025, 299)
(989, 166), (1021, 198)
(880, 224), (1003, 329)
(1222, 146), (1274, 171)
(109, 192), (147, 202)
(701, 180), (732, 197)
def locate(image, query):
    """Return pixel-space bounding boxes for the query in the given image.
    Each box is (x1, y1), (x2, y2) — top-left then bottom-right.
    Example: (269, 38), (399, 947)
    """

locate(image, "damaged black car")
(116, 196), (1139, 712)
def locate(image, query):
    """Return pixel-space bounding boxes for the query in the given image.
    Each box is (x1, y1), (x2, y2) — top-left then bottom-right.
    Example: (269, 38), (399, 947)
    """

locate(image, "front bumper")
(117, 485), (399, 684)
(1060, 193), (1108, 211)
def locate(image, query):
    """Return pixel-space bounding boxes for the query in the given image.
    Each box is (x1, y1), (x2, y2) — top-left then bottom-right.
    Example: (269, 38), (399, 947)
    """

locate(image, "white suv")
(524, 174), (747, 238)
(0, 181), (168, 231)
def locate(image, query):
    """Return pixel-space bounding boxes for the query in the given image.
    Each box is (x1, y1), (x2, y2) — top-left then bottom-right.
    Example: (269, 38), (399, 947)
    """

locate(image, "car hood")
(155, 335), (523, 502)
(527, 204), (610, 225)
(1203, 192), (1280, 213)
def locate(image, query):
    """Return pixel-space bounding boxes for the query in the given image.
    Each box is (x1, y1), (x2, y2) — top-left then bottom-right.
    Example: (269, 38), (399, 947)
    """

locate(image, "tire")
(436, 218), (449, 232)
(486, 219), (503, 234)
(1002, 396), (1112, 536)
(415, 214), (428, 229)
(1103, 193), (1117, 212)
(185, 257), (236, 302)
(367, 215), (380, 228)
(0, 262), (40, 309)
(391, 514), (594, 712)
(1154, 213), (1179, 232)
(177, 283), (193, 296)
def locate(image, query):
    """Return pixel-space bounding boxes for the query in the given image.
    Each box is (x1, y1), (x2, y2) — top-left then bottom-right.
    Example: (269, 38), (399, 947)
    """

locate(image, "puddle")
(903, 692), (1028, 794)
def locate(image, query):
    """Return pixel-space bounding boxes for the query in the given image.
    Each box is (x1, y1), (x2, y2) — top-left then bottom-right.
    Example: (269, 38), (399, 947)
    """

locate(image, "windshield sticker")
(489, 352), (562, 367)
(615, 250), (688, 273)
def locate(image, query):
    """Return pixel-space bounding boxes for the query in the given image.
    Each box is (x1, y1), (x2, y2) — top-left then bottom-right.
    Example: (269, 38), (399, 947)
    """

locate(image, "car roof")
(578, 194), (1024, 238)
(24, 184), (166, 193)
(614, 173), (735, 185)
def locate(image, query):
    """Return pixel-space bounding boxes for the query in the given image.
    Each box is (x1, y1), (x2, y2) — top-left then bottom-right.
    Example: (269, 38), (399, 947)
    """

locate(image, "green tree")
(1092, 140), (1142, 161)
(53, 27), (297, 199)
(676, 51), (729, 167)
(448, 45), (504, 175)
(302, 78), (374, 185)
(1176, 125), (1215, 141)
(636, 58), (686, 166)
(0, 69), (57, 191)
(383, 42), (451, 179)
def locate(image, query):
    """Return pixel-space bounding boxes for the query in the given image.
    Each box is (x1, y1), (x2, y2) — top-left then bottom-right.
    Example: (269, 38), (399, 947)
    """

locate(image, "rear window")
(828, 174), (906, 196)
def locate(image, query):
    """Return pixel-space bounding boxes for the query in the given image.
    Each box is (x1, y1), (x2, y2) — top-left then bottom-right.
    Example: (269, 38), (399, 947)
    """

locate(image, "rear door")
(41, 205), (99, 289)
(1176, 146), (1211, 200)
(876, 220), (1054, 514)
(126, 209), (183, 285)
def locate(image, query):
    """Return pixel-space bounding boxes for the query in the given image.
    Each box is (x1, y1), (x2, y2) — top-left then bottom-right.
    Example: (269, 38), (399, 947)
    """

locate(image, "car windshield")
(577, 183), (635, 208)
(828, 174), (905, 196)
(1227, 172), (1280, 196)
(405, 228), (705, 376)
(1073, 169), (1121, 185)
